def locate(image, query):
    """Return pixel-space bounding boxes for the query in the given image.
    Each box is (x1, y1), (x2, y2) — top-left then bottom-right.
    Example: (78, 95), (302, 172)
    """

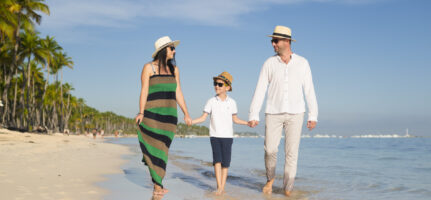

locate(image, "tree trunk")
(41, 62), (49, 127)
(20, 60), (29, 129)
(1, 64), (13, 125)
(26, 57), (32, 129)
(60, 69), (64, 132)
(12, 67), (19, 127)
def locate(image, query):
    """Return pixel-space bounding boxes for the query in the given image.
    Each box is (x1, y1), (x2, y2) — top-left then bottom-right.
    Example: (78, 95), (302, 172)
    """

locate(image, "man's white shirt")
(249, 53), (318, 122)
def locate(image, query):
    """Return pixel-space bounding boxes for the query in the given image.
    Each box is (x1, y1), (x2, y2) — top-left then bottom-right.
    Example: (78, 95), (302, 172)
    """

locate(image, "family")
(134, 25), (318, 198)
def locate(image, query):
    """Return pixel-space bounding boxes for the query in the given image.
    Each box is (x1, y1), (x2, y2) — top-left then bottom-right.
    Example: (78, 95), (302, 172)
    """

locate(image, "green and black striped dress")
(137, 64), (177, 188)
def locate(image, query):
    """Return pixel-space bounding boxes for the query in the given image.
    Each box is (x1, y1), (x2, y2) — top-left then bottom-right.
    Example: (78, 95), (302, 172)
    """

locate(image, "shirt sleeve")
(249, 61), (270, 121)
(203, 98), (212, 114)
(231, 99), (238, 115)
(303, 60), (318, 122)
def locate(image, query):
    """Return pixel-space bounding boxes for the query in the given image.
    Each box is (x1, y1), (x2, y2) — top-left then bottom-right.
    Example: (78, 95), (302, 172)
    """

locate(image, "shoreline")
(0, 128), (132, 199)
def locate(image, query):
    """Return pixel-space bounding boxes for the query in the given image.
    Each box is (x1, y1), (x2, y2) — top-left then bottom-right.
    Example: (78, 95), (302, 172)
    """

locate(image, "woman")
(135, 36), (192, 196)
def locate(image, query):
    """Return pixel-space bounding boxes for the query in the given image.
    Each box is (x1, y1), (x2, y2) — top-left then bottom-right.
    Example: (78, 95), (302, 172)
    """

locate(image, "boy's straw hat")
(213, 71), (233, 91)
(152, 36), (180, 58)
(268, 25), (296, 42)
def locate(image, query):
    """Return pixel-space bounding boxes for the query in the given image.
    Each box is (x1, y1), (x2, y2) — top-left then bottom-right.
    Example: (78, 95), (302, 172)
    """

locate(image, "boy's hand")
(248, 120), (259, 128)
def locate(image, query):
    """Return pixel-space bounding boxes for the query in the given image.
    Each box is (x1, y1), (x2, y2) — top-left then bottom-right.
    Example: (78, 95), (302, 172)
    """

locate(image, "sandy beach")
(0, 128), (131, 200)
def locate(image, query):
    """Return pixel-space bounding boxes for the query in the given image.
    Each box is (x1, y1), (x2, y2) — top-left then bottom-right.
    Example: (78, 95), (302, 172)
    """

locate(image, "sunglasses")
(213, 82), (225, 87)
(271, 38), (280, 44)
(169, 46), (175, 51)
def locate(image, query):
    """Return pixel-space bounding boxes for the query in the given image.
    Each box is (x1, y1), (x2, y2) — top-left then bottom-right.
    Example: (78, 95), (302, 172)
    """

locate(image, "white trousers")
(264, 113), (304, 192)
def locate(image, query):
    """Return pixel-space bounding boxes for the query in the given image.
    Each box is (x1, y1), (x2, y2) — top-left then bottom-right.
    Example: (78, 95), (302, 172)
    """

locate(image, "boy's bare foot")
(262, 179), (274, 194)
(284, 190), (291, 196)
(215, 189), (224, 196)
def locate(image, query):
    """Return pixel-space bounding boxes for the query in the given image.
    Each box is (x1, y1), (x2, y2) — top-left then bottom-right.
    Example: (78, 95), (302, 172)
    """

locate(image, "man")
(248, 25), (318, 196)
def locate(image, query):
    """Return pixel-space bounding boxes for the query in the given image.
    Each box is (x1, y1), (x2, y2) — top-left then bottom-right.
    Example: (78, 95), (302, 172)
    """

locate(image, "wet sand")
(101, 139), (312, 200)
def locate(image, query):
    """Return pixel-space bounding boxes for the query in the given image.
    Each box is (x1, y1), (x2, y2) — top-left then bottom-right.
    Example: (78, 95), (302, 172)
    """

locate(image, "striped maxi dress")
(137, 73), (177, 188)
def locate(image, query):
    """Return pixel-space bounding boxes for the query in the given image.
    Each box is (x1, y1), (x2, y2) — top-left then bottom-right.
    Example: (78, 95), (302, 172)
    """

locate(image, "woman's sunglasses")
(169, 46), (175, 51)
(213, 82), (225, 87)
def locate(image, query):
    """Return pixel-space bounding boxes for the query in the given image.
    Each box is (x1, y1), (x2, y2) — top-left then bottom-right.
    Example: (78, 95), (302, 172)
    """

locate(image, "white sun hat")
(152, 36), (180, 58)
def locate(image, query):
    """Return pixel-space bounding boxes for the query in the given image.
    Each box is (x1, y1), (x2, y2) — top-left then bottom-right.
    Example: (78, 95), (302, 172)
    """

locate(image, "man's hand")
(307, 121), (317, 131)
(248, 120), (259, 128)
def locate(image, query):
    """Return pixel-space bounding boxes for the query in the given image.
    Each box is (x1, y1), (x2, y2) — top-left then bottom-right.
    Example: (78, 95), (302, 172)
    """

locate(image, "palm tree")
(19, 31), (46, 129)
(40, 35), (61, 127)
(51, 51), (73, 132)
(0, 0), (17, 41)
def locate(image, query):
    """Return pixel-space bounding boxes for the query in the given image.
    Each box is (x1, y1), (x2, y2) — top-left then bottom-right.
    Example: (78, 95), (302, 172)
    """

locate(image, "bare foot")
(262, 179), (274, 194)
(153, 188), (169, 196)
(214, 188), (225, 196)
(284, 190), (291, 196)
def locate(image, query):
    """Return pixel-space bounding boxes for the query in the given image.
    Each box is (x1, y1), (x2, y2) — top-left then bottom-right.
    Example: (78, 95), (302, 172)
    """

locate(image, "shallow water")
(103, 137), (431, 200)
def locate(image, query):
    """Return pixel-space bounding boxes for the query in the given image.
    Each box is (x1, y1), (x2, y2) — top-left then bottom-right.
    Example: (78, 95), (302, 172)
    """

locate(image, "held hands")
(248, 120), (259, 128)
(184, 115), (192, 126)
(307, 121), (317, 131)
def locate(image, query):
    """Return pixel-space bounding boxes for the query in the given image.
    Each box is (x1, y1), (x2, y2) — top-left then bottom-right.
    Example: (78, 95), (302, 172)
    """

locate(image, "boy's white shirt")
(204, 95), (237, 138)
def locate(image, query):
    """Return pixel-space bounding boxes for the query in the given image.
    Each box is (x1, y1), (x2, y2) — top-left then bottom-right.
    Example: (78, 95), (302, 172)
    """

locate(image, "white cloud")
(40, 0), (384, 29)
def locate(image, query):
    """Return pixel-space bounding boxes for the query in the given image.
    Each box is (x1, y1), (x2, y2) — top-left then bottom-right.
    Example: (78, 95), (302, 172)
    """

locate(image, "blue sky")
(38, 0), (431, 136)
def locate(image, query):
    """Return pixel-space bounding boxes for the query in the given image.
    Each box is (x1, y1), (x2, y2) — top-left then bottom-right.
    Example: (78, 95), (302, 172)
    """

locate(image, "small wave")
(171, 172), (213, 191)
(414, 167), (431, 172)
(378, 157), (400, 161)
(408, 188), (431, 195)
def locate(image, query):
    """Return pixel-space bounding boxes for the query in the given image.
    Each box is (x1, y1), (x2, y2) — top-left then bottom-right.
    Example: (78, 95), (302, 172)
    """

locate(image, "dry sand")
(0, 128), (131, 200)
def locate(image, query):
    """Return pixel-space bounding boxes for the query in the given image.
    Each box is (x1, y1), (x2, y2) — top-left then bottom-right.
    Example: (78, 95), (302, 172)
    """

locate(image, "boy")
(192, 71), (248, 195)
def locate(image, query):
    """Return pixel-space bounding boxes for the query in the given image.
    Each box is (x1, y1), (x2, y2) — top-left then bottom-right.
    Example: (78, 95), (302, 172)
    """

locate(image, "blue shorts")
(210, 137), (233, 168)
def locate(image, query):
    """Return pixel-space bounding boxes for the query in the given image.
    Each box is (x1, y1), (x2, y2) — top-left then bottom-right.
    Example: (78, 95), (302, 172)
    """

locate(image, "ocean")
(101, 137), (431, 200)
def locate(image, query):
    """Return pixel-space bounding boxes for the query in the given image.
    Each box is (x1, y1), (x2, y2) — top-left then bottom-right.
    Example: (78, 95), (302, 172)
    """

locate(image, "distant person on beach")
(114, 130), (119, 138)
(92, 128), (97, 139)
(100, 129), (104, 139)
(135, 36), (192, 197)
(248, 25), (318, 196)
(191, 71), (248, 195)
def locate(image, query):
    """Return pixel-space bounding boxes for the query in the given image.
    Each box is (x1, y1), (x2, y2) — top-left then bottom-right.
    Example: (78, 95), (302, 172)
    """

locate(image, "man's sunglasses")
(213, 82), (225, 87)
(271, 38), (280, 44)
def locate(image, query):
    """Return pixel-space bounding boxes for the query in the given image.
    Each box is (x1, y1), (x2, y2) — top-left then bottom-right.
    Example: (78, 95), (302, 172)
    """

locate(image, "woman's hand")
(135, 113), (144, 125)
(184, 115), (192, 126)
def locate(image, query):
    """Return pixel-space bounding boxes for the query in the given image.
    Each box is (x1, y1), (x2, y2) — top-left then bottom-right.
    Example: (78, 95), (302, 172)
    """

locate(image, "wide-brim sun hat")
(267, 25), (296, 42)
(213, 71), (233, 91)
(152, 36), (180, 58)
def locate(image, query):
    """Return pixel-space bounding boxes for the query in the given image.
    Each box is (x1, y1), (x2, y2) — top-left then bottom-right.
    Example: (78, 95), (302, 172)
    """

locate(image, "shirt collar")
(276, 53), (295, 64)
(215, 95), (229, 101)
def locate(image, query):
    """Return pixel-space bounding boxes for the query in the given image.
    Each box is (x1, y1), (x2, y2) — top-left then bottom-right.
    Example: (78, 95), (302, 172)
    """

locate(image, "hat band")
(219, 75), (231, 85)
(272, 32), (292, 39)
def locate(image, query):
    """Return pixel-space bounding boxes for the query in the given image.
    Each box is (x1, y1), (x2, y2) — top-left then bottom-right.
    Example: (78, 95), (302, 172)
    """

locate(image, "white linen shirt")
(249, 53), (318, 122)
(204, 95), (238, 138)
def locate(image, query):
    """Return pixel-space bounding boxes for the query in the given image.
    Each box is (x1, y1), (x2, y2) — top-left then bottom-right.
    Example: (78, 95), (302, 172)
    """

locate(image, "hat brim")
(213, 77), (232, 91)
(152, 40), (180, 58)
(267, 35), (296, 42)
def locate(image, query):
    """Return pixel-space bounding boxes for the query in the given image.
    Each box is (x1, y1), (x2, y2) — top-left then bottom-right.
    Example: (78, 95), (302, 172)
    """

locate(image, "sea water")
(103, 137), (431, 200)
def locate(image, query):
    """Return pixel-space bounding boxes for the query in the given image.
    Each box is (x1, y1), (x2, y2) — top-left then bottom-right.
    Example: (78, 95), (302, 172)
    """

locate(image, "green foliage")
(176, 123), (209, 136)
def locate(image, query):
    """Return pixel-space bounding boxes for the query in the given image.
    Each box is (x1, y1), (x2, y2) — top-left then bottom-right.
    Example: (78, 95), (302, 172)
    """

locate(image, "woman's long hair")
(153, 47), (175, 76)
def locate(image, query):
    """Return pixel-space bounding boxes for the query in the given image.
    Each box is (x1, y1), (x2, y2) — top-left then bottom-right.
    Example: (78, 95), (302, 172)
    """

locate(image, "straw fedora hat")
(213, 71), (233, 91)
(152, 36), (180, 58)
(268, 25), (296, 42)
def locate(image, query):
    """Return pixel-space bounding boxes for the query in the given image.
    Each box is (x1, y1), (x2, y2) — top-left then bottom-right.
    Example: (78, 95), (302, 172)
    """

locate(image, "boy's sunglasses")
(213, 82), (225, 87)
